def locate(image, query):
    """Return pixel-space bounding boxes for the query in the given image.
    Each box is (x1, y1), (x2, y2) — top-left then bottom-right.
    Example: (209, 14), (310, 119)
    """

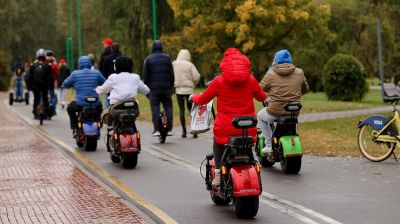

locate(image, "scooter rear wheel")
(84, 136), (97, 151)
(281, 156), (302, 174)
(121, 152), (138, 169)
(233, 196), (259, 219)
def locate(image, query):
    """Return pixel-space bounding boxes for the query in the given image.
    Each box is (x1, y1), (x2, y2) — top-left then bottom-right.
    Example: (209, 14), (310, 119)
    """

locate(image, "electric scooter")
(75, 97), (101, 151)
(158, 110), (169, 143)
(9, 70), (29, 106)
(202, 116), (262, 219)
(106, 99), (141, 169)
(255, 101), (303, 174)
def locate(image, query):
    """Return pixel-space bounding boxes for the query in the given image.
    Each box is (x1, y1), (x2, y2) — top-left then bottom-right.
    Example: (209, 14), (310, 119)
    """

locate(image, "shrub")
(322, 54), (368, 101)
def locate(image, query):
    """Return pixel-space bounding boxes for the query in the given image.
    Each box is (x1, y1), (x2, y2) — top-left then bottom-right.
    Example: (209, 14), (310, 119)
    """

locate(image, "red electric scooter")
(202, 116), (262, 219)
(106, 99), (141, 169)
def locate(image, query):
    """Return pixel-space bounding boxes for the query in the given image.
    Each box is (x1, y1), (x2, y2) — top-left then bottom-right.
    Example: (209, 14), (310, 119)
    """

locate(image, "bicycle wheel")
(358, 124), (396, 162)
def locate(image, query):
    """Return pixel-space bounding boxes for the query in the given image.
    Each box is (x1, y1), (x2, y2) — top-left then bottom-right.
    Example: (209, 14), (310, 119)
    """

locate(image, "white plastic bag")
(190, 100), (213, 134)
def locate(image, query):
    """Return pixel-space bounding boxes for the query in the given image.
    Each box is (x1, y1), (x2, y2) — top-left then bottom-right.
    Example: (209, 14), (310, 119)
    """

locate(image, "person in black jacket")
(57, 59), (71, 109)
(143, 40), (174, 136)
(101, 42), (122, 109)
(27, 49), (52, 119)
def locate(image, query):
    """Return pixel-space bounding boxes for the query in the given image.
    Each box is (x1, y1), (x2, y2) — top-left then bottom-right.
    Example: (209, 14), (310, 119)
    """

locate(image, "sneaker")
(167, 131), (173, 136)
(212, 172), (221, 188)
(192, 134), (198, 138)
(152, 131), (160, 137)
(262, 145), (272, 155)
(181, 133), (187, 138)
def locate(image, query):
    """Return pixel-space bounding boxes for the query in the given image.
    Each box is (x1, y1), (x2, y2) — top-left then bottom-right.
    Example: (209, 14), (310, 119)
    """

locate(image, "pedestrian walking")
(57, 59), (71, 109)
(172, 49), (201, 138)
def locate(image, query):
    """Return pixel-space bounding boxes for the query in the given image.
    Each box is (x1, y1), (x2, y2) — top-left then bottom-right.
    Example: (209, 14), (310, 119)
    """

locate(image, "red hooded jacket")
(192, 48), (267, 144)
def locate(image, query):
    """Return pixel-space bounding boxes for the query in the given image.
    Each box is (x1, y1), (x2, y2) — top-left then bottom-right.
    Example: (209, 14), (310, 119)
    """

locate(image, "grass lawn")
(298, 115), (363, 157)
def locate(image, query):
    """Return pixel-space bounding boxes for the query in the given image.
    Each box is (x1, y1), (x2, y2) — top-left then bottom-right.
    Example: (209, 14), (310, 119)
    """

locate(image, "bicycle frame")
(375, 111), (400, 143)
(359, 109), (400, 144)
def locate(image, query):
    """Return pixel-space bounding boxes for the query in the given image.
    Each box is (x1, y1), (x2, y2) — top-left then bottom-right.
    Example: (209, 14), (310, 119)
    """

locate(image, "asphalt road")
(8, 101), (400, 224)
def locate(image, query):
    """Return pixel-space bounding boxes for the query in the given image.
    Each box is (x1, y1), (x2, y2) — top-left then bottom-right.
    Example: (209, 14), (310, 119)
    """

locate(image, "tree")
(163, 0), (333, 81)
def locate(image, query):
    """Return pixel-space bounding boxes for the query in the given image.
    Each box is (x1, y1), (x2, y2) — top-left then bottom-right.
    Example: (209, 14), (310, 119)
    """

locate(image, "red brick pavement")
(0, 101), (146, 223)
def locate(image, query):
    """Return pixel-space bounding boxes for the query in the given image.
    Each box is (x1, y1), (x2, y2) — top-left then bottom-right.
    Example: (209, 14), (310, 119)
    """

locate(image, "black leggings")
(213, 140), (224, 169)
(176, 94), (192, 132)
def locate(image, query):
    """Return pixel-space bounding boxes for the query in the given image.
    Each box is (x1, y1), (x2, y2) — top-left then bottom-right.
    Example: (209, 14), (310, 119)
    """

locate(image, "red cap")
(102, 38), (113, 45)
(60, 59), (66, 64)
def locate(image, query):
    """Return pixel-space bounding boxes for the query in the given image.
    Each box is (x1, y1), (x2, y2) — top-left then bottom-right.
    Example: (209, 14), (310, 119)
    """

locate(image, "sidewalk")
(0, 99), (146, 223)
(298, 106), (393, 123)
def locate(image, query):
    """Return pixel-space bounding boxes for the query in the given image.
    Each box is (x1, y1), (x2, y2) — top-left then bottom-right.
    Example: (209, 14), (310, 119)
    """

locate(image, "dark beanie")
(114, 56), (133, 73)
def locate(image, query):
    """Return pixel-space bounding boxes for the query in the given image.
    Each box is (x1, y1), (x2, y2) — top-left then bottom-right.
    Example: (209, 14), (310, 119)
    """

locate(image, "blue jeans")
(14, 77), (24, 98)
(257, 108), (278, 147)
(104, 94), (110, 109)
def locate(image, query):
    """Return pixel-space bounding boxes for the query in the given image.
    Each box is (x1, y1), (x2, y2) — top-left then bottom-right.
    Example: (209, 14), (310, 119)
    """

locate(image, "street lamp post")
(77, 0), (82, 57)
(376, 18), (385, 97)
(69, 0), (74, 69)
(152, 0), (158, 40)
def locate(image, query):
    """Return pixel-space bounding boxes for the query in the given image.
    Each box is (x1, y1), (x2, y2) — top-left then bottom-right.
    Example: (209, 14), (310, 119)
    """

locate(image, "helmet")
(114, 56), (133, 73)
(36, 49), (46, 59)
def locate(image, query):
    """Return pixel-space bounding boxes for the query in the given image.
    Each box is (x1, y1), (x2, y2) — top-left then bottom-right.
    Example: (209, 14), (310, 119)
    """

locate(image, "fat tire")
(84, 136), (97, 151)
(110, 153), (121, 163)
(281, 156), (302, 174)
(233, 196), (259, 219)
(9, 93), (13, 106)
(258, 156), (275, 167)
(210, 191), (230, 205)
(159, 134), (166, 144)
(25, 92), (29, 105)
(121, 153), (138, 169)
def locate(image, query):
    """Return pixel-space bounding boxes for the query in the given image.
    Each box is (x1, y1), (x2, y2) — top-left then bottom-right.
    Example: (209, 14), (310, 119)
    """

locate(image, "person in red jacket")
(191, 48), (267, 187)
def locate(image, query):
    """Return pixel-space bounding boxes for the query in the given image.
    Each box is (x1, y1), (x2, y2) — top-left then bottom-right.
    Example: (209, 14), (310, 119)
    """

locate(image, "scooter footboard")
(280, 136), (303, 157)
(230, 166), (261, 197)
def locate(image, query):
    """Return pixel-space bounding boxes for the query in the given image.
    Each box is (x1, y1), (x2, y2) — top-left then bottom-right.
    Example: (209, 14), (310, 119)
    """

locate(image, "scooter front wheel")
(210, 190), (230, 206)
(233, 196), (259, 219)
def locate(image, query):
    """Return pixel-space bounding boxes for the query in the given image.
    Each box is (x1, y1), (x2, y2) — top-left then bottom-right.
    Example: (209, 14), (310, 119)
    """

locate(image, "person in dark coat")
(26, 49), (53, 118)
(101, 42), (122, 108)
(57, 59), (71, 109)
(99, 38), (113, 75)
(143, 40), (175, 136)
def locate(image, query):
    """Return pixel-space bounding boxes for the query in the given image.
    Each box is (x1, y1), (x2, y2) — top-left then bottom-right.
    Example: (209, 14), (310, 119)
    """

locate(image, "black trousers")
(176, 94), (192, 133)
(32, 87), (49, 115)
(67, 101), (102, 129)
(149, 91), (173, 132)
(213, 140), (224, 169)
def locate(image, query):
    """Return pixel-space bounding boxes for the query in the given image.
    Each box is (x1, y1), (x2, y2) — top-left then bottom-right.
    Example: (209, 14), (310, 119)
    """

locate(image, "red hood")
(220, 48), (250, 86)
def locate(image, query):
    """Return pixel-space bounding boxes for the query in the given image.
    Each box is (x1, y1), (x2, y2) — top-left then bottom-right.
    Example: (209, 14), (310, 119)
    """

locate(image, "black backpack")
(33, 61), (48, 83)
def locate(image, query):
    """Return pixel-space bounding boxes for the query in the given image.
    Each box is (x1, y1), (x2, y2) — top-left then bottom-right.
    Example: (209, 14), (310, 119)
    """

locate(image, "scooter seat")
(228, 136), (253, 145)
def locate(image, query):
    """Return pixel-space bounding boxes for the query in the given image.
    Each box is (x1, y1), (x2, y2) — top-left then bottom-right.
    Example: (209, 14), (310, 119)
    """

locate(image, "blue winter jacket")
(63, 56), (106, 106)
(143, 40), (174, 93)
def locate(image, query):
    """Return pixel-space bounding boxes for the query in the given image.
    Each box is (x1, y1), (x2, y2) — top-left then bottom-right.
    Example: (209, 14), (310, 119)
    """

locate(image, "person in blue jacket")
(143, 40), (174, 136)
(63, 56), (106, 135)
